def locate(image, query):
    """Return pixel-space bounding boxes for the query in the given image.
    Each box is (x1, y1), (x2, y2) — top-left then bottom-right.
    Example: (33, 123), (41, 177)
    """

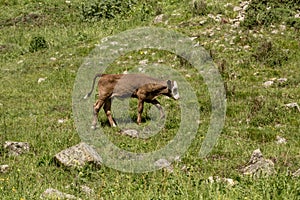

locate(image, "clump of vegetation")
(29, 36), (48, 52)
(81, 0), (137, 21)
(252, 40), (290, 67)
(191, 0), (208, 16)
(242, 0), (300, 28)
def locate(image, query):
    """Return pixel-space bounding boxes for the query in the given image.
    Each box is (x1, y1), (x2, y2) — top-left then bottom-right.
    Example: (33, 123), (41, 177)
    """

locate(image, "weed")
(80, 0), (137, 21)
(29, 36), (48, 53)
(242, 0), (300, 28)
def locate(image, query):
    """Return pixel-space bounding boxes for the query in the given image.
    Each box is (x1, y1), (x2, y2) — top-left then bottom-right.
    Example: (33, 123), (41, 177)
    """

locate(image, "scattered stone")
(80, 185), (94, 196)
(208, 176), (236, 186)
(241, 149), (275, 176)
(3, 141), (30, 156)
(233, 6), (242, 12)
(153, 14), (166, 24)
(120, 129), (139, 138)
(263, 80), (274, 87)
(285, 102), (300, 112)
(58, 119), (66, 124)
(38, 77), (47, 84)
(275, 136), (287, 144)
(40, 188), (80, 200)
(138, 59), (148, 65)
(54, 142), (102, 168)
(17, 60), (24, 64)
(277, 77), (287, 83)
(292, 168), (300, 177)
(0, 165), (9, 173)
(154, 158), (173, 173)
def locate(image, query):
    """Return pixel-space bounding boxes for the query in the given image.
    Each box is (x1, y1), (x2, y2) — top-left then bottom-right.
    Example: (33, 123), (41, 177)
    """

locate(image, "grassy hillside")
(1, 0), (300, 199)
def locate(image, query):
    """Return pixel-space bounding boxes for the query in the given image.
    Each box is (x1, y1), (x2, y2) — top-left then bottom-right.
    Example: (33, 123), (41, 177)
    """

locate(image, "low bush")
(242, 0), (300, 28)
(81, 0), (137, 21)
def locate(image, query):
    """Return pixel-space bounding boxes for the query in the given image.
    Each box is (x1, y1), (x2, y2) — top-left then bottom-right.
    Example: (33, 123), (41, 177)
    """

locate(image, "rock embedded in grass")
(285, 102), (300, 112)
(208, 176), (237, 186)
(120, 129), (139, 138)
(275, 136), (287, 144)
(293, 168), (300, 177)
(241, 149), (275, 176)
(54, 142), (102, 168)
(154, 158), (173, 173)
(3, 141), (30, 156)
(0, 165), (9, 173)
(40, 188), (79, 200)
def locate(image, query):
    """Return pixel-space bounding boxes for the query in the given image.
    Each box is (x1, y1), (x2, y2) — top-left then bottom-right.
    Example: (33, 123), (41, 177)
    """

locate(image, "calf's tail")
(84, 73), (102, 99)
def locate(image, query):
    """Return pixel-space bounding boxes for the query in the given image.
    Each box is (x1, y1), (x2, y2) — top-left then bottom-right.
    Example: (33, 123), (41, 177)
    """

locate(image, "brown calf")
(84, 74), (179, 128)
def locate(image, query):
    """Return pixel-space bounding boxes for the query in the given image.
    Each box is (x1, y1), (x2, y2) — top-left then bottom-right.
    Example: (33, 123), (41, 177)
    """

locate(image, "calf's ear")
(167, 80), (172, 89)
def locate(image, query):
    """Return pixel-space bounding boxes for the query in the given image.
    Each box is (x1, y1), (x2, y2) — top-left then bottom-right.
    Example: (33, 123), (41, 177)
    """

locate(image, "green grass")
(1, 0), (300, 199)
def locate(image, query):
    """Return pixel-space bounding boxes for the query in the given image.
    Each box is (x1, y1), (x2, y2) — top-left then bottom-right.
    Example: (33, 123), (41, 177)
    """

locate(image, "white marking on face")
(172, 81), (180, 100)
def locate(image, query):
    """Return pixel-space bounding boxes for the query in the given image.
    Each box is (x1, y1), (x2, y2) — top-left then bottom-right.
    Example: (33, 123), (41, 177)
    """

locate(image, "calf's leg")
(137, 99), (144, 125)
(92, 99), (105, 129)
(148, 99), (165, 119)
(103, 99), (117, 127)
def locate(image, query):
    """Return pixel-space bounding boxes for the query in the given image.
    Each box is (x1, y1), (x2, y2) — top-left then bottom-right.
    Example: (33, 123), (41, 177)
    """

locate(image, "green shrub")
(29, 36), (48, 52)
(252, 40), (289, 67)
(242, 0), (300, 28)
(81, 0), (137, 21)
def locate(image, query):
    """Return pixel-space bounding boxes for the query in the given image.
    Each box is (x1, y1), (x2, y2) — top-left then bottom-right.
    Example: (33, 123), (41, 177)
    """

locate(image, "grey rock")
(242, 149), (275, 176)
(277, 77), (287, 83)
(154, 158), (173, 173)
(3, 141), (30, 156)
(153, 14), (165, 24)
(208, 176), (236, 186)
(40, 188), (80, 200)
(121, 129), (139, 138)
(54, 142), (102, 168)
(263, 80), (274, 87)
(292, 168), (300, 177)
(285, 102), (300, 112)
(275, 136), (287, 144)
(0, 165), (9, 173)
(80, 185), (94, 196)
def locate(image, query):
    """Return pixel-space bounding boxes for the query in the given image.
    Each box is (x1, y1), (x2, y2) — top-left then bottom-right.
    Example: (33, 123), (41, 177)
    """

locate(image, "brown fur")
(84, 74), (178, 128)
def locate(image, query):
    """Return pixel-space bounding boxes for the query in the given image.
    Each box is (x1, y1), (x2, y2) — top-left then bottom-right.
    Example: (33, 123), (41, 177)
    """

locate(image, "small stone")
(233, 6), (242, 12)
(293, 168), (300, 177)
(154, 158), (173, 172)
(199, 20), (207, 25)
(242, 149), (275, 176)
(0, 165), (9, 173)
(121, 129), (139, 138)
(41, 188), (79, 200)
(153, 14), (165, 24)
(207, 176), (236, 186)
(285, 102), (300, 112)
(139, 59), (148, 65)
(38, 77), (47, 84)
(276, 136), (287, 144)
(58, 119), (65, 123)
(277, 78), (287, 83)
(80, 185), (94, 195)
(4, 141), (30, 156)
(263, 80), (274, 87)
